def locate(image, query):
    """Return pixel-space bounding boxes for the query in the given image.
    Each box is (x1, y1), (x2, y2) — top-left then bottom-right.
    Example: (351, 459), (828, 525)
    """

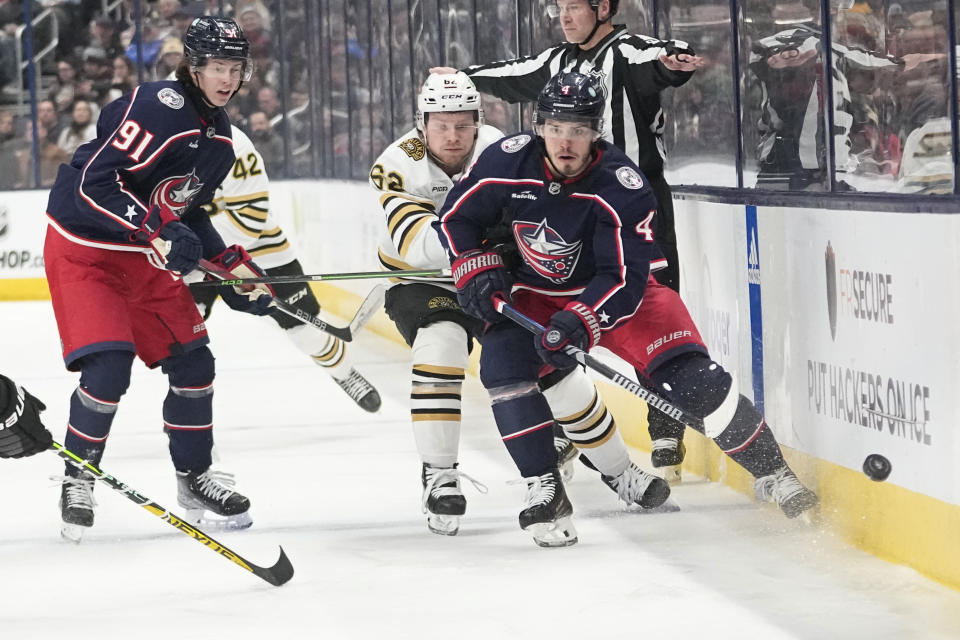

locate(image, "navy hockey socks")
(161, 348), (215, 473)
(491, 392), (557, 477)
(64, 350), (134, 474)
(713, 396), (786, 478)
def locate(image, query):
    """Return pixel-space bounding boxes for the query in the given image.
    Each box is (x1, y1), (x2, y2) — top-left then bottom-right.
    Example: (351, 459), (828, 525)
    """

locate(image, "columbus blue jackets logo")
(501, 134), (531, 153)
(616, 166), (643, 189)
(513, 219), (582, 283)
(157, 87), (184, 110)
(150, 170), (204, 215)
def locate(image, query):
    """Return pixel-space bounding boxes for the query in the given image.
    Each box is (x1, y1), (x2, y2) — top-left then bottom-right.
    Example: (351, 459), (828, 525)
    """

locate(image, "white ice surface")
(2, 300), (959, 639)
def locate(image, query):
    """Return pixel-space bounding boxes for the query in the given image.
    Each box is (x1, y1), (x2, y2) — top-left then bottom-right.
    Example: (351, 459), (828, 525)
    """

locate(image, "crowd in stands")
(5, 1), (945, 192)
(0, 0), (283, 189)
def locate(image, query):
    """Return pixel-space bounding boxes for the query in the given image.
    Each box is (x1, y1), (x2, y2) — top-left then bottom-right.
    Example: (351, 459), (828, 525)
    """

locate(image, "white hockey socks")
(286, 323), (352, 379)
(410, 322), (469, 468)
(543, 370), (630, 477)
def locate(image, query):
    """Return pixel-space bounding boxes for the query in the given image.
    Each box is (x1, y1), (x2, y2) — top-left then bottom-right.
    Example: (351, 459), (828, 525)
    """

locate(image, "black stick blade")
(251, 546), (295, 586)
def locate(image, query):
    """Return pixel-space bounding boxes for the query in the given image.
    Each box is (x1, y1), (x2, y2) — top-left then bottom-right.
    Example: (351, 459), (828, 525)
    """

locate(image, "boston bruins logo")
(428, 295), (459, 310)
(399, 137), (426, 161)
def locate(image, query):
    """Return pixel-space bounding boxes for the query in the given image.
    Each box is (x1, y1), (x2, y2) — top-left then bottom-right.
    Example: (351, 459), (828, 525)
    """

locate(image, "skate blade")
(182, 508), (253, 531)
(525, 516), (578, 548)
(660, 465), (682, 484)
(638, 497), (681, 514)
(427, 514), (460, 536)
(60, 522), (88, 543)
(786, 497), (821, 523)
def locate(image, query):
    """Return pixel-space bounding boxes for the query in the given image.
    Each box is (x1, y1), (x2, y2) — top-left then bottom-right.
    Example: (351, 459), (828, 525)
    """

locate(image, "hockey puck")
(862, 454), (891, 482)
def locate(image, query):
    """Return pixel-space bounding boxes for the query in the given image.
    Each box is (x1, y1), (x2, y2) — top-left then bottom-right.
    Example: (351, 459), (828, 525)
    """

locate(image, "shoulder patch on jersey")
(398, 137), (426, 161)
(616, 166), (644, 190)
(501, 134), (532, 153)
(157, 87), (184, 110)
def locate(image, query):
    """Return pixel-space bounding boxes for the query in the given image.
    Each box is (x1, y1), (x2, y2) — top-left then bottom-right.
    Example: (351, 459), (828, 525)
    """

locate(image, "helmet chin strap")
(544, 152), (565, 177)
(578, 8), (611, 46)
(194, 73), (217, 108)
(191, 69), (243, 110)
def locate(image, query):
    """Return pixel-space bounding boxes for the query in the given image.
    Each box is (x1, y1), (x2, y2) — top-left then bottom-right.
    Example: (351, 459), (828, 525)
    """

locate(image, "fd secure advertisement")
(759, 206), (960, 504)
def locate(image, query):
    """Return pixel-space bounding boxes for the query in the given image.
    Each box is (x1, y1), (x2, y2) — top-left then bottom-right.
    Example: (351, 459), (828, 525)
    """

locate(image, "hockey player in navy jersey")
(437, 71), (818, 547)
(372, 73), (669, 537)
(431, 0), (705, 483)
(44, 17), (271, 541)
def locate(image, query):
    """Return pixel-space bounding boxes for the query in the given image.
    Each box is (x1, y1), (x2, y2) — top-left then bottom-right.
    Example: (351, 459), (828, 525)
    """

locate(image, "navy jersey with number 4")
(46, 80), (234, 256)
(436, 132), (666, 332)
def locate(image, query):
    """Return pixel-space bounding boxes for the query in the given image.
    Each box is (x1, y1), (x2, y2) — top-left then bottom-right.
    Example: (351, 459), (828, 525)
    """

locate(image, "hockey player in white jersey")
(371, 72), (669, 536)
(191, 125), (381, 412)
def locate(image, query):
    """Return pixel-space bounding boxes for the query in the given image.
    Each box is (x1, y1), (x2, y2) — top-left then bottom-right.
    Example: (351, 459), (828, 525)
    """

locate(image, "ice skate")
(601, 461), (672, 509)
(555, 436), (578, 482)
(516, 468), (577, 548)
(421, 463), (486, 535)
(59, 473), (96, 543)
(422, 463), (464, 535)
(651, 437), (685, 484)
(334, 367), (382, 413)
(177, 469), (253, 530)
(754, 465), (819, 519)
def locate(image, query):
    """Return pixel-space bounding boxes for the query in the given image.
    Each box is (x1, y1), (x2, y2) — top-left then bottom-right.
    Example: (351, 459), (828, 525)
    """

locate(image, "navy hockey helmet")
(535, 71), (604, 135)
(183, 17), (252, 81)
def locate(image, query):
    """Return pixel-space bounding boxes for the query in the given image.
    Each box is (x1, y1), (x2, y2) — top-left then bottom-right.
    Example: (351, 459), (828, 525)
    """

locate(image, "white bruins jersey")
(203, 126), (295, 270)
(369, 124), (503, 288)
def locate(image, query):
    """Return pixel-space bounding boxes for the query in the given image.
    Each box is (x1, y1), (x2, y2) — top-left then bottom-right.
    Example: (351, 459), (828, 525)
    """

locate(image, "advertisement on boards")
(759, 206), (960, 504)
(0, 191), (49, 281)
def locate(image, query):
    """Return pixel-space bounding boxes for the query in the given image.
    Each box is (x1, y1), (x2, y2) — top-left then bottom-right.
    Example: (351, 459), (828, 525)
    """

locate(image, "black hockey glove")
(209, 245), (275, 316)
(133, 204), (203, 274)
(0, 374), (53, 459)
(451, 249), (510, 324)
(536, 302), (602, 370)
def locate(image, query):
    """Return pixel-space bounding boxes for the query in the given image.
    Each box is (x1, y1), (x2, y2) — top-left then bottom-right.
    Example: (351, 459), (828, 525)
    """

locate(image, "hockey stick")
(494, 300), (705, 430)
(348, 283), (387, 336)
(52, 441), (294, 586)
(197, 259), (383, 342)
(190, 267), (451, 288)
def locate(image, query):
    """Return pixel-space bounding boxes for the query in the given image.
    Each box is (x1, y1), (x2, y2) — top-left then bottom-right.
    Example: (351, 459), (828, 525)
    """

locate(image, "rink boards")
(2, 181), (958, 589)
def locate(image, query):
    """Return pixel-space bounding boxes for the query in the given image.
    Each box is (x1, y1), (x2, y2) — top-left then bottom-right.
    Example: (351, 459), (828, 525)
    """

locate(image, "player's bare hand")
(766, 48), (817, 69)
(428, 66), (458, 75)
(659, 53), (704, 72)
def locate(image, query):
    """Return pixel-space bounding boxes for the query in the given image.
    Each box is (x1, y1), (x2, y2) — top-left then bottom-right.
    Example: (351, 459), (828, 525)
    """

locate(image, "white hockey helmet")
(415, 72), (484, 131)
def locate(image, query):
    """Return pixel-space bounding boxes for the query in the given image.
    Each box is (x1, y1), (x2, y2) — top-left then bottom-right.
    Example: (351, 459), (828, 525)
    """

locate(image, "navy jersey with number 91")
(45, 80), (235, 257)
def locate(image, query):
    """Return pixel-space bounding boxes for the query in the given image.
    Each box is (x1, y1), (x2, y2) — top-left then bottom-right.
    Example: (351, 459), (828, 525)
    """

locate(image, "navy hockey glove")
(209, 245), (275, 316)
(134, 204), (203, 274)
(0, 374), (53, 459)
(452, 250), (510, 324)
(536, 302), (602, 370)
